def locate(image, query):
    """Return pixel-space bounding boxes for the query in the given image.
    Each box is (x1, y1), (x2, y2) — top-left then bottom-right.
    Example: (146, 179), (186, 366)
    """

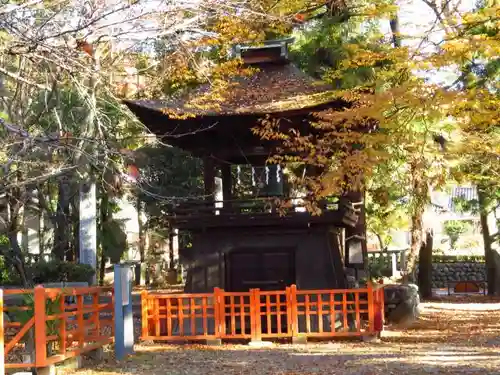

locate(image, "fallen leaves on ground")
(425, 294), (500, 304)
(74, 300), (500, 375)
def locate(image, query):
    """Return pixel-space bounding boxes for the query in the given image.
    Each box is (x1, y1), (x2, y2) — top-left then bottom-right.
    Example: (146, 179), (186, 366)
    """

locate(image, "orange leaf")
(76, 40), (93, 56)
(127, 164), (139, 180)
(294, 13), (305, 22)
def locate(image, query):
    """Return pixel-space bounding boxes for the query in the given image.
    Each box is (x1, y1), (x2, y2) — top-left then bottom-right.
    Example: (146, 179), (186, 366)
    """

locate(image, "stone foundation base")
(35, 356), (82, 375)
(362, 334), (381, 343)
(205, 338), (222, 346)
(248, 340), (273, 348)
(292, 336), (307, 345)
(84, 348), (104, 361)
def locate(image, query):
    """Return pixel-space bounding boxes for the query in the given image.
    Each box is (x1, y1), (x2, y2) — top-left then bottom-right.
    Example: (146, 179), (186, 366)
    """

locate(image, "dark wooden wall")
(182, 226), (347, 293)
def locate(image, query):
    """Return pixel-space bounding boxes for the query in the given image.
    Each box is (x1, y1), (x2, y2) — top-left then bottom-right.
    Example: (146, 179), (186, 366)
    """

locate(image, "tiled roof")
(124, 63), (341, 117)
(449, 186), (478, 212)
(430, 186), (478, 213)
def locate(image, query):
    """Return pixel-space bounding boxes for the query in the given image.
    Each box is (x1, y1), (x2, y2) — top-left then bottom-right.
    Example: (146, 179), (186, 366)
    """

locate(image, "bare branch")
(0, 66), (51, 90)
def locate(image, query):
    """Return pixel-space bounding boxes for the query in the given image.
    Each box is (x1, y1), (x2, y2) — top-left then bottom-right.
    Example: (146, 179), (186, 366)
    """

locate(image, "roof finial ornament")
(233, 37), (295, 65)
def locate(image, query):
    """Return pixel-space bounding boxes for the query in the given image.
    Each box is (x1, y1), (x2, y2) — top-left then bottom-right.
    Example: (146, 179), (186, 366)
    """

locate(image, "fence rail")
(141, 284), (384, 342)
(1, 286), (114, 371)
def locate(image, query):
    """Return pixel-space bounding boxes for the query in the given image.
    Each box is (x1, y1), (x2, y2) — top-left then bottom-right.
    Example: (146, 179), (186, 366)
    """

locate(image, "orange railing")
(1, 286), (114, 370)
(141, 284), (385, 342)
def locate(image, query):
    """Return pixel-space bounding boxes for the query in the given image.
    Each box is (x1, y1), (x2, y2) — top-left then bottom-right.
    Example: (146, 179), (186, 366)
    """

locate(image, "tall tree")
(0, 0), (287, 284)
(254, 1), (454, 283)
(425, 0), (500, 293)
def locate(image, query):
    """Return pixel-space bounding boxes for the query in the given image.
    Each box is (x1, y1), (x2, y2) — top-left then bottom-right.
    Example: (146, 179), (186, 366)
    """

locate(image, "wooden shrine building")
(124, 38), (368, 294)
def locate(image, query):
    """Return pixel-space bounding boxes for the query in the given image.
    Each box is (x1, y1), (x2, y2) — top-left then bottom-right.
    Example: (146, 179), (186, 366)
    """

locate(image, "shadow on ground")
(76, 301), (500, 375)
(83, 344), (500, 375)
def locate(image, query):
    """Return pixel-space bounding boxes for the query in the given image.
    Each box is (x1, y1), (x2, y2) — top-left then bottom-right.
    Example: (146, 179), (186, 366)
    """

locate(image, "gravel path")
(70, 299), (500, 375)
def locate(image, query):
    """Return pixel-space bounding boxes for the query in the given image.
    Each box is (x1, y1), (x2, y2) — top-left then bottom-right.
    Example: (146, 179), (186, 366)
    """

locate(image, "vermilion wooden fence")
(1, 286), (113, 370)
(141, 284), (385, 342)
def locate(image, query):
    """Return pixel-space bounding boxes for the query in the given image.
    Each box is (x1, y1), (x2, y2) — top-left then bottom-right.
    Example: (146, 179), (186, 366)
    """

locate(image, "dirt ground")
(76, 297), (500, 375)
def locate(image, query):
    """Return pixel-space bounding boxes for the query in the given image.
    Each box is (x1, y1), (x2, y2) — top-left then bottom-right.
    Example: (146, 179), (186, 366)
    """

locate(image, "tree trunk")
(98, 191), (109, 286)
(136, 198), (146, 286)
(38, 187), (44, 258)
(70, 213), (79, 262)
(54, 179), (70, 261)
(418, 228), (433, 299)
(144, 228), (151, 285)
(67, 183), (80, 262)
(404, 212), (423, 282)
(7, 232), (29, 286)
(98, 250), (106, 286)
(403, 160), (428, 282)
(390, 14), (402, 48)
(5, 179), (29, 286)
(376, 233), (385, 251)
(478, 187), (496, 295)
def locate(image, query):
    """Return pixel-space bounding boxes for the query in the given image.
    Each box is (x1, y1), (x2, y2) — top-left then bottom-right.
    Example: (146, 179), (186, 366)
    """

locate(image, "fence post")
(285, 286), (292, 338)
(77, 294), (85, 349)
(114, 264), (134, 360)
(34, 285), (47, 367)
(91, 290), (100, 341)
(59, 292), (67, 355)
(140, 290), (148, 339)
(1, 289), (4, 375)
(367, 282), (374, 334)
(213, 288), (222, 338)
(288, 284), (298, 339)
(250, 289), (261, 342)
(377, 280), (385, 332)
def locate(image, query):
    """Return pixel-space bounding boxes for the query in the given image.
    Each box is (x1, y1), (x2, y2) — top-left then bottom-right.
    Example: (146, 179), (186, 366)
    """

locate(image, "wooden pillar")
(221, 163), (233, 211)
(203, 156), (216, 201)
(344, 189), (368, 272)
(221, 164), (232, 200)
(342, 141), (368, 276)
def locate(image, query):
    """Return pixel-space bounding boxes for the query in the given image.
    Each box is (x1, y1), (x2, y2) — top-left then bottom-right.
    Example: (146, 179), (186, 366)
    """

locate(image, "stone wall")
(428, 262), (486, 288)
(367, 252), (487, 288)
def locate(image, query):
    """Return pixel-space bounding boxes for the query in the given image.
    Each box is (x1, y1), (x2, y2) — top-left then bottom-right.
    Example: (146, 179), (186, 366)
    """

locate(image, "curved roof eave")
(123, 93), (347, 121)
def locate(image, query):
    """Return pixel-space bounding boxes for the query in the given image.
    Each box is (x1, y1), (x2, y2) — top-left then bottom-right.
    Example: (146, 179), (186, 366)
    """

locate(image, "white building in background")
(368, 185), (499, 255)
(425, 186), (498, 255)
